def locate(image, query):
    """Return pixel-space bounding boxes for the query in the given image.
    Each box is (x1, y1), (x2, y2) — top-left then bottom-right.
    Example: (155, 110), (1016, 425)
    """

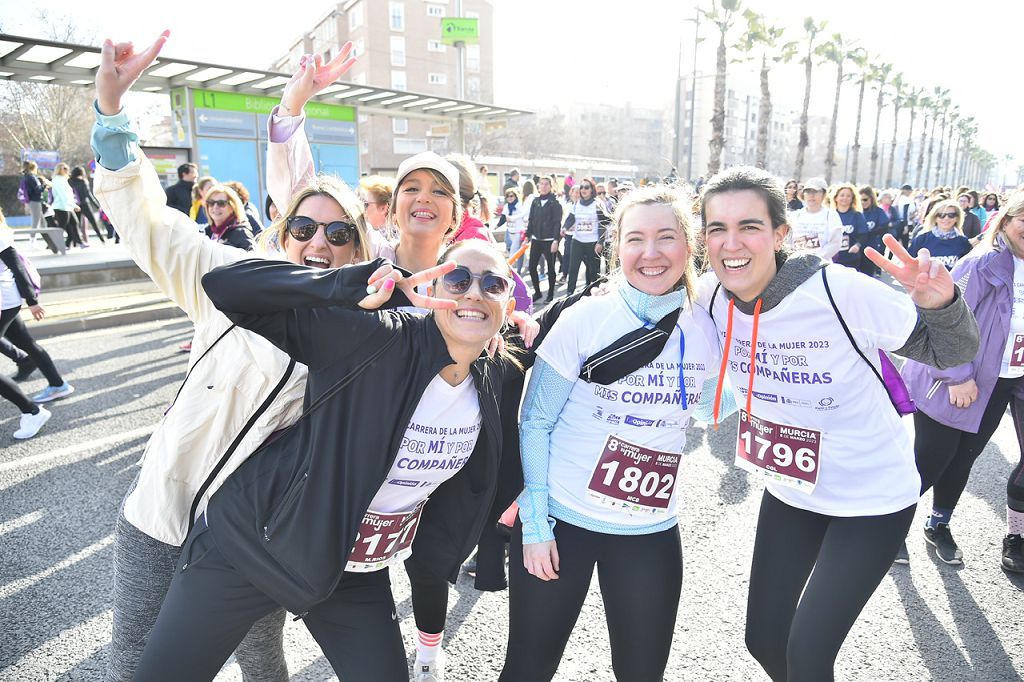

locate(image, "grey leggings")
(106, 500), (289, 682)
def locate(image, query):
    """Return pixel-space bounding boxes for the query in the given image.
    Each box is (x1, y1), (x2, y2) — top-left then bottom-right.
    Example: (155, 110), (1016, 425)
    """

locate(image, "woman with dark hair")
(69, 166), (106, 244)
(560, 176), (610, 296)
(785, 179), (803, 211)
(699, 165), (977, 681)
(968, 190), (987, 226)
(20, 160), (48, 236)
(526, 176), (563, 303)
(859, 186), (890, 277)
(958, 193), (983, 241)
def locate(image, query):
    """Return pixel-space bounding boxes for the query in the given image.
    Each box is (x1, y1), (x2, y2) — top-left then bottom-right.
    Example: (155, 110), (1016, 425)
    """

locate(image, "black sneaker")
(12, 357), (36, 382)
(893, 540), (910, 566)
(1002, 534), (1024, 573)
(531, 291), (542, 303)
(924, 524), (963, 565)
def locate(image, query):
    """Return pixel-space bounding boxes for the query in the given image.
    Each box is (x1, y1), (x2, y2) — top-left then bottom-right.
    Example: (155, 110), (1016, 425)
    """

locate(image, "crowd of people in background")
(3, 28), (1023, 682)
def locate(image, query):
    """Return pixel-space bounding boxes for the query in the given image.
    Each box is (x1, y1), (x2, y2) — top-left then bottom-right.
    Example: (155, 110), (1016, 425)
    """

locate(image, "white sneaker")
(13, 407), (51, 439)
(414, 656), (445, 682)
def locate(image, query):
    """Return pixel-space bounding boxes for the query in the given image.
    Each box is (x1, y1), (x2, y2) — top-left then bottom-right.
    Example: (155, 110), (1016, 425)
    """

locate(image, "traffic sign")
(441, 17), (479, 45)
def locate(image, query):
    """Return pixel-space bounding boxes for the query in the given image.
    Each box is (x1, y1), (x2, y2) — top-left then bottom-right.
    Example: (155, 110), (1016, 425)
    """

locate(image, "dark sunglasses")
(441, 265), (512, 300)
(936, 212), (958, 219)
(206, 198), (230, 209)
(286, 215), (358, 246)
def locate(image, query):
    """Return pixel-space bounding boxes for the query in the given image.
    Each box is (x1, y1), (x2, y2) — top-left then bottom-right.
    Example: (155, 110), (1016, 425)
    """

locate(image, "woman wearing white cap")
(786, 177), (844, 260)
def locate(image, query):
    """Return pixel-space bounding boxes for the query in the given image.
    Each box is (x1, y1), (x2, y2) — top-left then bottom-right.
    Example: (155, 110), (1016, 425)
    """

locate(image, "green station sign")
(189, 88), (354, 122)
(441, 17), (479, 45)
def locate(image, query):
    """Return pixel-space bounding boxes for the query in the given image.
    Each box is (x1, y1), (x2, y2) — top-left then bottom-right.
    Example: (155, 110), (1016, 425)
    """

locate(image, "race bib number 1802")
(734, 410), (821, 492)
(586, 435), (681, 516)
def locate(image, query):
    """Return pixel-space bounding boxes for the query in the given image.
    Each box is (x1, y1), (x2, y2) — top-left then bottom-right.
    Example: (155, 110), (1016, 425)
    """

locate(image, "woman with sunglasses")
(135, 238), (520, 681)
(92, 33), (374, 681)
(201, 184), (255, 251)
(500, 185), (723, 682)
(698, 166), (977, 681)
(561, 177), (611, 297)
(909, 200), (972, 270)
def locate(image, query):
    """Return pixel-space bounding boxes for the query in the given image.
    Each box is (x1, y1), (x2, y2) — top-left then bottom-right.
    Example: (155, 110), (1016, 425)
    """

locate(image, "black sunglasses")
(936, 212), (958, 219)
(286, 215), (358, 246)
(441, 266), (512, 300)
(206, 198), (230, 209)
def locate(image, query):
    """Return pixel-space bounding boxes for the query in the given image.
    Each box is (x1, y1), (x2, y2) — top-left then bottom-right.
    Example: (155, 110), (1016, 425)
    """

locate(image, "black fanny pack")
(578, 308), (681, 385)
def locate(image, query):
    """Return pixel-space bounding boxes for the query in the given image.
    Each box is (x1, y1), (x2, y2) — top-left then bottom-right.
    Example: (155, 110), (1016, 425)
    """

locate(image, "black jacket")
(205, 223), (256, 251)
(22, 173), (44, 203)
(69, 177), (100, 212)
(165, 179), (194, 215)
(201, 258), (508, 614)
(525, 194), (563, 242)
(0, 245), (38, 307)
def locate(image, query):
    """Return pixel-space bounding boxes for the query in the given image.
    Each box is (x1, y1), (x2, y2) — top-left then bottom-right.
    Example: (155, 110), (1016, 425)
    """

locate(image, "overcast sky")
(2, 0), (1019, 180)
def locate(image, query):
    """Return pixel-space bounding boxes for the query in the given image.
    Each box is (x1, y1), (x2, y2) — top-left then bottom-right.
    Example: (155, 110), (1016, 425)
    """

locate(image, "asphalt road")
(1, 318), (1022, 681)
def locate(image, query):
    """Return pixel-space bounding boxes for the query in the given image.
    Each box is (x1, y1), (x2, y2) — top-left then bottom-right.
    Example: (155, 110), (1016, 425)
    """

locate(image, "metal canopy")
(0, 33), (531, 123)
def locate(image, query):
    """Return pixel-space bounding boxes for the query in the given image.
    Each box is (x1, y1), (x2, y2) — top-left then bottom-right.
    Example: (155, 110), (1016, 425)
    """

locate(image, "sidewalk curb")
(30, 304), (187, 340)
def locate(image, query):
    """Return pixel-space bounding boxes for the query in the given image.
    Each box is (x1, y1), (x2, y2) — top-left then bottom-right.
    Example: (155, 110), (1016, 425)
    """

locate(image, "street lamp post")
(685, 9), (700, 182)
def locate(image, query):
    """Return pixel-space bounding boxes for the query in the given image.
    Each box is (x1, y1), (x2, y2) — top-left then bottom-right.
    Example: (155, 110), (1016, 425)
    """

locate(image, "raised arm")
(267, 47), (356, 212)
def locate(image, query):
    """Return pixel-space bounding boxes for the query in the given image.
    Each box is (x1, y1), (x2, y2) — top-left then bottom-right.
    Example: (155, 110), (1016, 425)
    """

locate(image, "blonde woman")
(827, 182), (869, 270)
(200, 183), (255, 251)
(50, 163), (82, 248)
(908, 199), (972, 270)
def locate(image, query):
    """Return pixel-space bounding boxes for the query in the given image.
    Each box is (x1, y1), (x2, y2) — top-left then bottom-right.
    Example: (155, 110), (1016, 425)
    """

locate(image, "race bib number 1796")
(734, 410), (821, 492)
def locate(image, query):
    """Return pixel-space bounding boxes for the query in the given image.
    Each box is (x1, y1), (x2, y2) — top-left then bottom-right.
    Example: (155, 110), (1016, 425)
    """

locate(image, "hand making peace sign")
(865, 234), (957, 310)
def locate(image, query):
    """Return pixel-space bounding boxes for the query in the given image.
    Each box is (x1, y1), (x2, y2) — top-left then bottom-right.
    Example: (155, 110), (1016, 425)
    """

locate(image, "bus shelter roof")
(0, 33), (532, 123)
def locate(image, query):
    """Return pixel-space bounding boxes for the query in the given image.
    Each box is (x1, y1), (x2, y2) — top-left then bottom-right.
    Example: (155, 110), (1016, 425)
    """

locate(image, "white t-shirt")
(0, 232), (22, 310)
(1000, 256), (1024, 378)
(347, 373), (481, 572)
(570, 201), (601, 243)
(788, 207), (844, 260)
(537, 291), (721, 526)
(698, 264), (921, 516)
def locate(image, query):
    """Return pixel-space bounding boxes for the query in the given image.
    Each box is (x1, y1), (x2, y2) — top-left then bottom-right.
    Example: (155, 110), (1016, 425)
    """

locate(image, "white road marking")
(0, 426), (153, 475)
(0, 510), (44, 537)
(5, 609), (112, 676)
(0, 534), (114, 600)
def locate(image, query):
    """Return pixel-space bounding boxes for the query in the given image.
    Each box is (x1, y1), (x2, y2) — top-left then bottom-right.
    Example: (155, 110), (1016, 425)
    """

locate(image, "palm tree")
(932, 92), (952, 185)
(793, 17), (827, 181)
(915, 94), (933, 187)
(885, 73), (906, 188)
(901, 87), (923, 185)
(847, 49), (871, 184)
(734, 10), (796, 170)
(818, 36), (857, 183)
(953, 117), (976, 185)
(703, 0), (743, 177)
(924, 87), (947, 187)
(868, 62), (892, 186)
(941, 106), (959, 185)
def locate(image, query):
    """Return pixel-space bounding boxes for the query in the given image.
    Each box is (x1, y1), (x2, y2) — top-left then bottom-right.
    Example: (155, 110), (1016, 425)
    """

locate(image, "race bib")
(794, 234), (821, 250)
(734, 410), (821, 492)
(840, 235), (850, 250)
(586, 434), (681, 516)
(575, 218), (597, 238)
(1008, 333), (1024, 376)
(346, 503), (424, 573)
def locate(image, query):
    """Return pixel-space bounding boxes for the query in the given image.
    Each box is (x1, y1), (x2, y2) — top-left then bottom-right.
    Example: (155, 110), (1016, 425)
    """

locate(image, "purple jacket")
(901, 242), (1024, 432)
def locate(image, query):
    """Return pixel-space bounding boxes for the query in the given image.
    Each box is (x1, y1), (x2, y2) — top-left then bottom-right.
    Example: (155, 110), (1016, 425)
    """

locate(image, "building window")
(391, 70), (407, 91)
(348, 3), (363, 30)
(353, 39), (365, 58)
(394, 138), (428, 155)
(466, 44), (480, 72)
(428, 73), (447, 85)
(427, 39), (446, 53)
(389, 2), (405, 31)
(427, 4), (445, 17)
(390, 36), (406, 66)
(466, 76), (480, 101)
(393, 118), (408, 135)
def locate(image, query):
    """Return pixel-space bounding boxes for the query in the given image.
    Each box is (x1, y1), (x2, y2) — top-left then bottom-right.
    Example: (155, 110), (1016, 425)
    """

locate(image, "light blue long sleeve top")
(517, 282), (734, 544)
(91, 101), (138, 171)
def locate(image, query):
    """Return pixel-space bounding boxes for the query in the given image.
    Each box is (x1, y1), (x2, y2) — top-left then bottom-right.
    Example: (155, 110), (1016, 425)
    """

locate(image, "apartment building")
(270, 0), (494, 173)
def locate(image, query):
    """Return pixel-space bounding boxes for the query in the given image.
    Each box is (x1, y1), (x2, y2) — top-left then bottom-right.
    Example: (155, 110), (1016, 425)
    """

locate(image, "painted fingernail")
(383, 279), (395, 291)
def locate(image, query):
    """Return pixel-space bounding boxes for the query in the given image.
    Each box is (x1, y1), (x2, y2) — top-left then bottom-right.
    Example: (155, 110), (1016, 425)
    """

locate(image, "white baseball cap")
(395, 152), (461, 195)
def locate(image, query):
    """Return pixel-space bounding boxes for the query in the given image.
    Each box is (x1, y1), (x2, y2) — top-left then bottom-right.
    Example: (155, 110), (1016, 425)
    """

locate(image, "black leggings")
(0, 306), (61, 414)
(500, 520), (682, 682)
(55, 209), (81, 247)
(915, 377), (1022, 510)
(405, 557), (449, 635)
(566, 238), (600, 295)
(528, 240), (557, 298)
(79, 204), (106, 242)
(135, 518), (408, 682)
(745, 491), (915, 682)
